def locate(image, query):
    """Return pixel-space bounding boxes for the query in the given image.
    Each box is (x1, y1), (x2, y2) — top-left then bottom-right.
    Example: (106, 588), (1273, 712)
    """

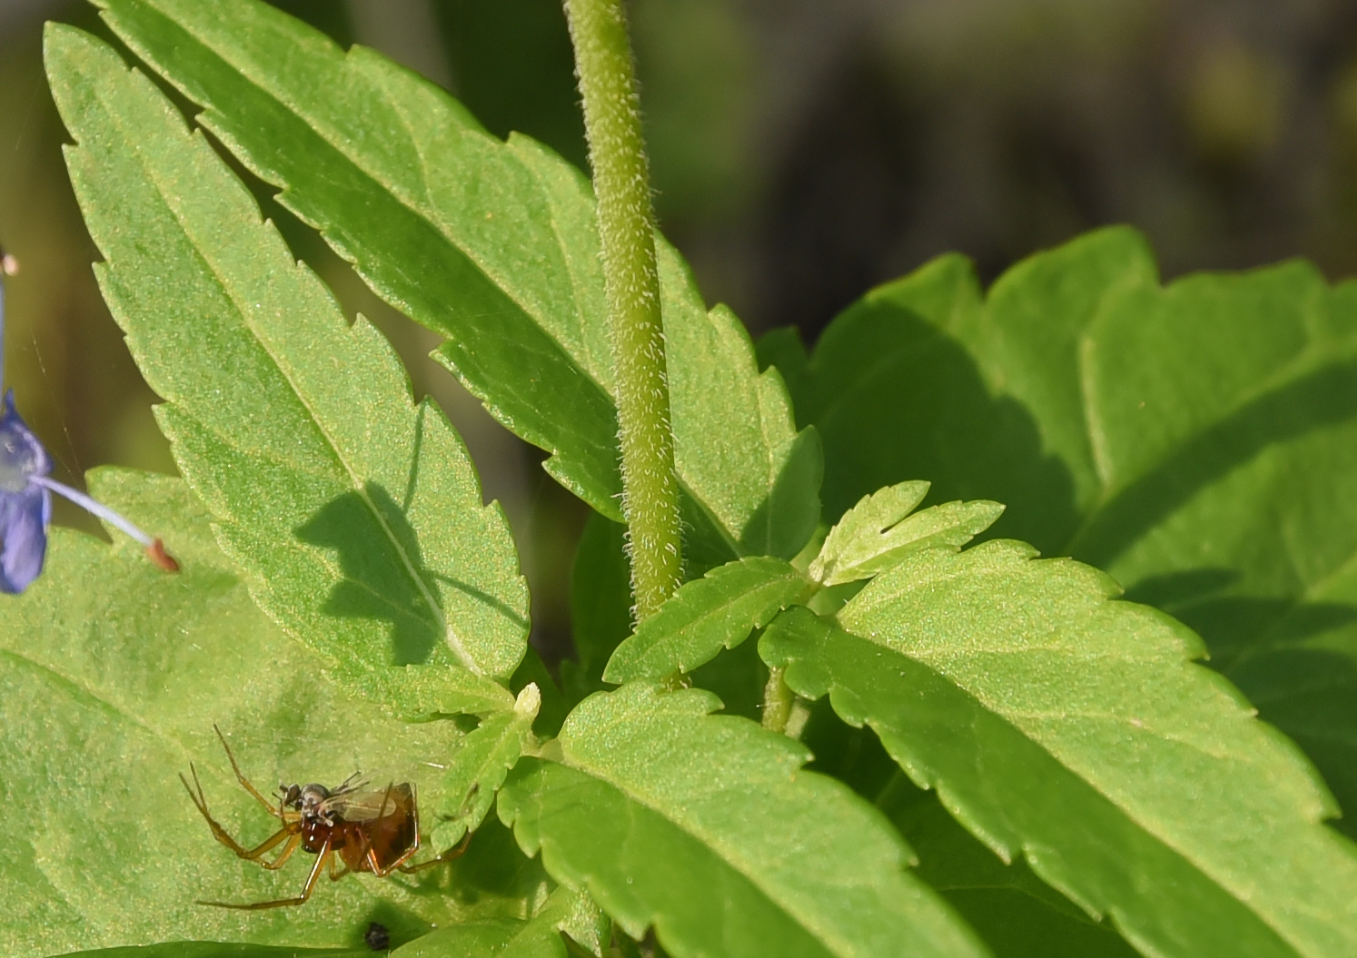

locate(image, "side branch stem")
(565, 0), (683, 620)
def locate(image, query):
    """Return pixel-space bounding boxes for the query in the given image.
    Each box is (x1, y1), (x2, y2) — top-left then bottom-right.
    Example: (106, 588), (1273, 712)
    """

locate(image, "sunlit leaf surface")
(51, 946), (366, 958)
(431, 686), (539, 854)
(0, 471), (540, 954)
(808, 481), (1002, 586)
(47, 25), (527, 699)
(498, 684), (989, 958)
(762, 537), (1357, 956)
(95, 0), (820, 565)
(603, 556), (804, 683)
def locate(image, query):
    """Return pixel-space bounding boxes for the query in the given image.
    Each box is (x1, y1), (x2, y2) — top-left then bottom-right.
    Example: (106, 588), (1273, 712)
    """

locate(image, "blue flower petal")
(0, 390), (51, 488)
(0, 389), (54, 594)
(0, 481), (50, 593)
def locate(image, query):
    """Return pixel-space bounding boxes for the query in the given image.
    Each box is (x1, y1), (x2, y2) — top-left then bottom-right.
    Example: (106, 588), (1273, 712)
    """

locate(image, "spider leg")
(368, 842), (396, 877)
(198, 840), (332, 910)
(259, 832), (302, 871)
(396, 830), (472, 875)
(180, 765), (295, 861)
(212, 725), (281, 816)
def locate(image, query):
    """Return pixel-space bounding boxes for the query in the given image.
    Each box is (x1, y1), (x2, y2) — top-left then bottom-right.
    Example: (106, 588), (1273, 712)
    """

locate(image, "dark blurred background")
(4, 0), (1357, 653)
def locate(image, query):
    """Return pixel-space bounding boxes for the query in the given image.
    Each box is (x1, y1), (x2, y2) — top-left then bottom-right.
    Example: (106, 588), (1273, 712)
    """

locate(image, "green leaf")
(795, 705), (1137, 958)
(808, 481), (1003, 586)
(432, 685), (541, 854)
(1065, 263), (1357, 842)
(881, 781), (1140, 958)
(497, 683), (989, 958)
(775, 227), (1357, 831)
(391, 885), (604, 958)
(554, 888), (611, 958)
(603, 557), (805, 683)
(761, 543), (1357, 956)
(95, 0), (819, 563)
(46, 25), (527, 696)
(768, 227), (1162, 551)
(0, 471), (534, 953)
(51, 947), (366, 958)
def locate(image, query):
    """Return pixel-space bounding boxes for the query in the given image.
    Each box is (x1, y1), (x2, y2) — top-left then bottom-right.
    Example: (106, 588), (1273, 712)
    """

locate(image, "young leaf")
(761, 542), (1357, 956)
(771, 228), (1357, 827)
(0, 470), (527, 953)
(812, 480), (930, 569)
(95, 0), (820, 563)
(46, 26), (528, 698)
(808, 481), (1003, 586)
(603, 556), (805, 683)
(432, 685), (541, 854)
(498, 683), (989, 958)
(511, 647), (572, 738)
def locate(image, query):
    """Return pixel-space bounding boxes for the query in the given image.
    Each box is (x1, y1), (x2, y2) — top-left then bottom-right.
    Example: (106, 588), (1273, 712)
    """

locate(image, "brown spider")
(180, 725), (469, 910)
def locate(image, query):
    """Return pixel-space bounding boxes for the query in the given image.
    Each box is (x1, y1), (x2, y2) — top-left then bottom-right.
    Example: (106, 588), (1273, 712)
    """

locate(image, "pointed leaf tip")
(48, 23), (529, 692)
(810, 480), (1003, 586)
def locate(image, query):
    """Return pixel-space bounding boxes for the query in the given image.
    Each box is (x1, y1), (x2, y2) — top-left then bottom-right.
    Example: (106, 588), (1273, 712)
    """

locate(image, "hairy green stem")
(565, 0), (683, 620)
(762, 667), (793, 733)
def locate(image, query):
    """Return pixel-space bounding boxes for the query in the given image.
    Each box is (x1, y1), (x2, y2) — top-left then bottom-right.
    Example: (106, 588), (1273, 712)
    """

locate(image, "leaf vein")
(87, 73), (470, 671)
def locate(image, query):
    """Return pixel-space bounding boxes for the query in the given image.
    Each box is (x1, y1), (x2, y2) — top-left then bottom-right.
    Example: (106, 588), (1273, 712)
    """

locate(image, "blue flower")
(0, 387), (52, 592)
(0, 250), (177, 594)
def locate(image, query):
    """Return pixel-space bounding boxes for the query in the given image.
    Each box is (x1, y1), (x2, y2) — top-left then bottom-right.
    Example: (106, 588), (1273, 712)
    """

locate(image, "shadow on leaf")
(780, 287), (1081, 554)
(1070, 358), (1357, 568)
(296, 482), (442, 666)
(1229, 646), (1357, 839)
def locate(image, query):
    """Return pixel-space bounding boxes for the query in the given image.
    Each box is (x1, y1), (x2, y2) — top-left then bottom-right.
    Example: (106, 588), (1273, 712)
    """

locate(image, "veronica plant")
(7, 1), (1357, 957)
(0, 252), (177, 592)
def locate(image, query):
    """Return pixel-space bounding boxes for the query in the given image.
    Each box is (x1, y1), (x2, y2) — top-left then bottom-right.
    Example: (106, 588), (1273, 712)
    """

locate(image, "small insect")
(180, 726), (470, 910)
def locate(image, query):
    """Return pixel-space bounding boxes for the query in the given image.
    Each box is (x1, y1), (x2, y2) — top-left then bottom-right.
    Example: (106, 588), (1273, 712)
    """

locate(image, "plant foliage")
(6, 1), (1357, 956)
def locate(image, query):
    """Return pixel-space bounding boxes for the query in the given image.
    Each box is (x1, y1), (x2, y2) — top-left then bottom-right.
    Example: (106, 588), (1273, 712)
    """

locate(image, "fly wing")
(329, 782), (415, 823)
(339, 783), (420, 872)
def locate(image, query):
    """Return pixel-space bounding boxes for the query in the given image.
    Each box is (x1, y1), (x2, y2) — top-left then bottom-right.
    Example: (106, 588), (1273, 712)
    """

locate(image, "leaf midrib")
(163, 10), (613, 402)
(87, 71), (473, 673)
(616, 562), (802, 672)
(555, 751), (861, 957)
(818, 628), (1316, 955)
